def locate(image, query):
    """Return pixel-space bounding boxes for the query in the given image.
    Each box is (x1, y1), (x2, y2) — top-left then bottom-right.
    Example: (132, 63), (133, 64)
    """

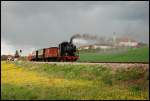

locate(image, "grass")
(78, 46), (149, 62)
(1, 61), (149, 100)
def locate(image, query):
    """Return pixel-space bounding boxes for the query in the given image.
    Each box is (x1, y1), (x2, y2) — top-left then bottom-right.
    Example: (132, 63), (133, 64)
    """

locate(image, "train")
(28, 39), (79, 62)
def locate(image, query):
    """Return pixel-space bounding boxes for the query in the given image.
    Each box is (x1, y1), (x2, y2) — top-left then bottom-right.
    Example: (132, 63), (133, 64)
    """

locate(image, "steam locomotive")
(28, 38), (79, 62)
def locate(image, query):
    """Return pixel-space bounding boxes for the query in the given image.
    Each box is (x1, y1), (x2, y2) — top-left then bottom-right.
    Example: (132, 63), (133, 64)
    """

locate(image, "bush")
(115, 68), (144, 81)
(101, 74), (113, 85)
(129, 84), (142, 92)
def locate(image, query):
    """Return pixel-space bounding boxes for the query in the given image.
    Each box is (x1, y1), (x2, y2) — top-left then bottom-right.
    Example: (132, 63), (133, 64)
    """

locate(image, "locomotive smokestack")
(70, 36), (75, 44)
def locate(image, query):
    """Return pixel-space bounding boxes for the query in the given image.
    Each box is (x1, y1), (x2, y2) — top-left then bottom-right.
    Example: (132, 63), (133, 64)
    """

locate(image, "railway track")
(31, 61), (149, 64)
(78, 61), (149, 64)
(30, 61), (149, 69)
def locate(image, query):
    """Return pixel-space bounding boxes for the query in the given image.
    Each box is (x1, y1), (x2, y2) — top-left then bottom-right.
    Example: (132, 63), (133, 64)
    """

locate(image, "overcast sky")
(1, 1), (149, 56)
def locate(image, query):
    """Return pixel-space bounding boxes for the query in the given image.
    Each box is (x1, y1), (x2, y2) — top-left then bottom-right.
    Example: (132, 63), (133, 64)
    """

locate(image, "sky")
(1, 1), (149, 56)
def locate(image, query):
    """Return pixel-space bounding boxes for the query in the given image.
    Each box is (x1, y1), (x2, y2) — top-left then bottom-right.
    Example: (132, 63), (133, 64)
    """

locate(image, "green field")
(1, 61), (149, 100)
(78, 47), (149, 62)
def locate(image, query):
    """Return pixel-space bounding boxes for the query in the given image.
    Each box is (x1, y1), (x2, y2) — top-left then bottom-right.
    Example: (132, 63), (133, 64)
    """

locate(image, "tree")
(20, 49), (22, 53)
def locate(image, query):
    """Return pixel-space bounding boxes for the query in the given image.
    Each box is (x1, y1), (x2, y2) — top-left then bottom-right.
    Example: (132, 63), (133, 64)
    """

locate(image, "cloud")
(1, 40), (15, 55)
(1, 1), (149, 55)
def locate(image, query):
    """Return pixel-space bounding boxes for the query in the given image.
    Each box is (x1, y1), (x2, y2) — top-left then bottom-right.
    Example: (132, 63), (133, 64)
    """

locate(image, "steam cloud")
(70, 33), (98, 43)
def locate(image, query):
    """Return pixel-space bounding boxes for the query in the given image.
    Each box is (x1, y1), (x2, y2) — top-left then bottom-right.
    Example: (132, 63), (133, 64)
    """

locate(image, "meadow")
(78, 46), (149, 62)
(1, 61), (149, 100)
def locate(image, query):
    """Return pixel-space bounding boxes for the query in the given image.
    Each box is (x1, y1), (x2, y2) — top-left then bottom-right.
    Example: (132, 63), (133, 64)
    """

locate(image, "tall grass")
(1, 61), (149, 100)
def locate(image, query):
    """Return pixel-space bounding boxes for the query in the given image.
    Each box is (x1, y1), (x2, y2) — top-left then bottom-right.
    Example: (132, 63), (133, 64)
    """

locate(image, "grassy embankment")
(1, 61), (149, 100)
(78, 46), (149, 62)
